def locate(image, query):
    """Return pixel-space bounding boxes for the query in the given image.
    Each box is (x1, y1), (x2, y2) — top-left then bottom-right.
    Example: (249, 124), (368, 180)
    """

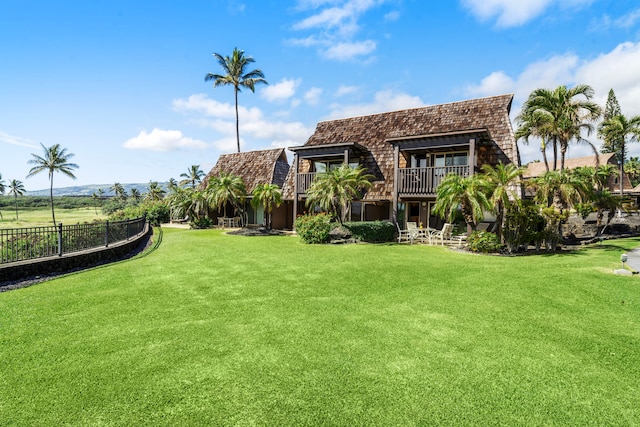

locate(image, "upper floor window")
(433, 152), (468, 167)
(313, 160), (359, 172)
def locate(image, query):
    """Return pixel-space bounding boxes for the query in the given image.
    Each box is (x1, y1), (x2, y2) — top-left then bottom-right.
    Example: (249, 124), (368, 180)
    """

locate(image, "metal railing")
(0, 216), (147, 264)
(398, 166), (469, 195)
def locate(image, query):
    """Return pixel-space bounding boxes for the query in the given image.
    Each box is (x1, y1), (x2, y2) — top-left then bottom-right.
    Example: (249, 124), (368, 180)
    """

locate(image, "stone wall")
(0, 223), (152, 284)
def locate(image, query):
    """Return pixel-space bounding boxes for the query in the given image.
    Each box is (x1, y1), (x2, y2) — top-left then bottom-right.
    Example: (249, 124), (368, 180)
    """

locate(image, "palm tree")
(110, 182), (127, 200)
(529, 170), (588, 212)
(251, 183), (283, 229)
(167, 178), (178, 190)
(515, 107), (554, 172)
(305, 164), (373, 224)
(91, 192), (100, 214)
(205, 47), (268, 153)
(8, 179), (25, 220)
(129, 188), (142, 203)
(625, 157), (640, 187)
(433, 173), (490, 231)
(0, 173), (5, 220)
(205, 172), (247, 221)
(145, 181), (166, 202)
(520, 85), (601, 172)
(167, 187), (207, 223)
(481, 163), (525, 243)
(179, 165), (205, 188)
(26, 143), (79, 225)
(598, 113), (640, 195)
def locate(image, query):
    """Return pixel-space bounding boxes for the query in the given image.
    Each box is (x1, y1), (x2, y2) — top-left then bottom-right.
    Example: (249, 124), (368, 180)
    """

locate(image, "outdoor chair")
(431, 223), (453, 245)
(396, 222), (413, 243)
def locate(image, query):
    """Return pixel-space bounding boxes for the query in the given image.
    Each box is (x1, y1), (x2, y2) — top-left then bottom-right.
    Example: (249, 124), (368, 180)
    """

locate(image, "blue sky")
(2, 0), (640, 191)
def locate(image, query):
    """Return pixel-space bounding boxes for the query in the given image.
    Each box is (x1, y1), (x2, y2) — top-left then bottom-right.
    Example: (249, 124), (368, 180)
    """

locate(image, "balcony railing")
(398, 165), (469, 195)
(296, 172), (317, 194)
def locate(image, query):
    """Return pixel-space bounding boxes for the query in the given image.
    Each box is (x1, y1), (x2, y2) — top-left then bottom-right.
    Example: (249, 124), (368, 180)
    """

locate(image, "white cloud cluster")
(593, 8), (640, 30)
(461, 0), (593, 28)
(0, 130), (39, 149)
(123, 129), (208, 152)
(289, 0), (394, 61)
(465, 41), (640, 163)
(261, 78), (301, 102)
(326, 89), (424, 119)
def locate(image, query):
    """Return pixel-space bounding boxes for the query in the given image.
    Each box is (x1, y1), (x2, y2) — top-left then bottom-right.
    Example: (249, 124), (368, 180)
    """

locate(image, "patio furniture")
(431, 223), (453, 245)
(218, 217), (241, 228)
(396, 222), (413, 243)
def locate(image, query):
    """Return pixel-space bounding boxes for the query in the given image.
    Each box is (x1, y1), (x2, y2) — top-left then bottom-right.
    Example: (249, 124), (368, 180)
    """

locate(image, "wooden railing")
(398, 166), (469, 195)
(296, 172), (317, 194)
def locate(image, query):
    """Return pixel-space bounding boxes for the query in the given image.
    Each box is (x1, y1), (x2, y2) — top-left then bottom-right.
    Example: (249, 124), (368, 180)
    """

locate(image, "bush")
(191, 217), (214, 229)
(144, 203), (170, 226)
(343, 221), (395, 243)
(467, 231), (501, 253)
(294, 213), (332, 244)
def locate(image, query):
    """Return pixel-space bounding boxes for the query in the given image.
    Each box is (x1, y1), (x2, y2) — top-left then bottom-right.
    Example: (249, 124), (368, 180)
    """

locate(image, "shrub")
(467, 231), (501, 253)
(294, 213), (332, 244)
(144, 203), (170, 226)
(191, 217), (214, 229)
(342, 221), (395, 243)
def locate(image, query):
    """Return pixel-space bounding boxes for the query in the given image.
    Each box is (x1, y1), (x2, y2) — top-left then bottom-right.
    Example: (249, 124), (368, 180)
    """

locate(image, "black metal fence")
(0, 216), (147, 264)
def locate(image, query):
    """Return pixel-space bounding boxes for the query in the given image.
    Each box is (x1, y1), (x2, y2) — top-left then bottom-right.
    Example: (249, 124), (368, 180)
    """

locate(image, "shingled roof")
(202, 148), (289, 194)
(523, 153), (615, 178)
(282, 94), (518, 200)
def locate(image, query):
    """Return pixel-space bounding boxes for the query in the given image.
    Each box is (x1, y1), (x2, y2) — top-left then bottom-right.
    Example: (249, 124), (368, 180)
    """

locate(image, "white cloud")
(123, 129), (208, 152)
(461, 0), (593, 28)
(593, 8), (640, 30)
(304, 87), (323, 105)
(173, 93), (263, 122)
(323, 40), (377, 60)
(335, 85), (359, 97)
(466, 41), (640, 163)
(326, 89), (424, 119)
(0, 130), (39, 149)
(261, 78), (301, 102)
(384, 10), (400, 22)
(290, 0), (389, 61)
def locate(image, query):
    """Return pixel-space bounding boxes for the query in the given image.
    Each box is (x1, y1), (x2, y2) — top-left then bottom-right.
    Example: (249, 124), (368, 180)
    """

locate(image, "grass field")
(0, 207), (105, 228)
(1, 229), (639, 425)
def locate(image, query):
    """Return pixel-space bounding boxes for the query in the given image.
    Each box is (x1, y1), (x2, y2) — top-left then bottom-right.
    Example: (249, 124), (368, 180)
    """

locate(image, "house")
(282, 94), (520, 228)
(523, 152), (633, 194)
(202, 148), (291, 228)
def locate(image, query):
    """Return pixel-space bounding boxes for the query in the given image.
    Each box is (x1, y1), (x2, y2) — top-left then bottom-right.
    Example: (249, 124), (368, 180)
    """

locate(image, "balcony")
(296, 172), (317, 194)
(398, 165), (469, 195)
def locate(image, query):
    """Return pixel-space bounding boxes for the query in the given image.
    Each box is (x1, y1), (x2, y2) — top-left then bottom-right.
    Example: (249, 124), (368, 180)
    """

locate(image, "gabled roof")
(202, 148), (289, 194)
(523, 153), (616, 178)
(283, 94), (518, 199)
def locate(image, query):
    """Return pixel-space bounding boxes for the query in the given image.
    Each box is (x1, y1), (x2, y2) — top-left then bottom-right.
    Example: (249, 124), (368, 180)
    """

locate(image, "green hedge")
(343, 221), (395, 243)
(294, 213), (332, 244)
(467, 231), (501, 253)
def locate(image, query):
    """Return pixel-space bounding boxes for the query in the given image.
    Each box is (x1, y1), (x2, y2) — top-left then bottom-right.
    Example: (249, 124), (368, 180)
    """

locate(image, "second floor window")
(313, 160), (359, 172)
(433, 152), (468, 167)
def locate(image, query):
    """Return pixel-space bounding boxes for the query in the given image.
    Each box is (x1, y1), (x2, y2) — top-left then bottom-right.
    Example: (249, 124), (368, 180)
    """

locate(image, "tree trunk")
(50, 176), (56, 225)
(234, 87), (240, 153)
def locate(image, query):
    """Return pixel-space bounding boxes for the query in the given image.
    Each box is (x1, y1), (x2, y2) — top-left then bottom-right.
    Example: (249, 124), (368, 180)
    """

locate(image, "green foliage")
(342, 221), (395, 243)
(466, 230), (501, 253)
(574, 203), (594, 220)
(294, 213), (332, 243)
(503, 201), (545, 252)
(190, 216), (215, 229)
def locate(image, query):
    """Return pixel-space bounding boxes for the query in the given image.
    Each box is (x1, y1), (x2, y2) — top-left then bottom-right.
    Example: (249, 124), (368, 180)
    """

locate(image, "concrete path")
(624, 248), (640, 273)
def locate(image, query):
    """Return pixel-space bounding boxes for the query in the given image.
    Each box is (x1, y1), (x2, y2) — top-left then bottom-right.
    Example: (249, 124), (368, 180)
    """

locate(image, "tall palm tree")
(26, 143), (79, 225)
(145, 181), (166, 202)
(520, 85), (601, 172)
(305, 164), (373, 224)
(529, 170), (588, 212)
(8, 179), (25, 220)
(91, 192), (100, 214)
(110, 182), (127, 200)
(433, 173), (490, 231)
(515, 107), (554, 172)
(205, 47), (268, 153)
(625, 156), (640, 187)
(180, 165), (205, 188)
(129, 188), (142, 203)
(205, 172), (247, 221)
(598, 113), (640, 195)
(251, 183), (283, 229)
(481, 163), (525, 243)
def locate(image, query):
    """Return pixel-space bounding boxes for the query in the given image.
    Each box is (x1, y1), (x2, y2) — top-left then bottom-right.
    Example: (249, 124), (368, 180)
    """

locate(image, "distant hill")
(26, 183), (169, 197)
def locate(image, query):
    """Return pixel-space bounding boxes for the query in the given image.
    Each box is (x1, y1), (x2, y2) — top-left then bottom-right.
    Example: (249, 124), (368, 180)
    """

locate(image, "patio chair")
(431, 223), (453, 245)
(396, 222), (414, 243)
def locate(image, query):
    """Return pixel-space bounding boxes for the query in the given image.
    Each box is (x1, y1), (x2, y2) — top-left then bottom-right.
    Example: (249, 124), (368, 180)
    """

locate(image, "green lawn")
(1, 229), (639, 426)
(0, 207), (105, 228)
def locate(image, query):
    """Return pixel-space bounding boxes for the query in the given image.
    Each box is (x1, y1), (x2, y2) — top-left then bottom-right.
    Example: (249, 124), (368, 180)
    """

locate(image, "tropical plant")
(0, 173), (5, 220)
(515, 107), (554, 172)
(481, 163), (525, 243)
(110, 182), (127, 200)
(91, 192), (100, 214)
(600, 88), (623, 155)
(624, 156), (640, 187)
(205, 47), (268, 153)
(166, 187), (207, 224)
(128, 188), (142, 203)
(432, 173), (490, 230)
(179, 165), (205, 188)
(529, 170), (588, 212)
(145, 181), (166, 202)
(598, 113), (640, 195)
(251, 183), (283, 229)
(520, 85), (601, 172)
(26, 143), (79, 225)
(205, 172), (247, 222)
(294, 213), (332, 244)
(8, 179), (25, 220)
(305, 164), (373, 224)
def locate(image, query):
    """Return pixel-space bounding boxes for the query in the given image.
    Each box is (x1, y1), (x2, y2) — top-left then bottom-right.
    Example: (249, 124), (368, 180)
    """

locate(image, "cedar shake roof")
(523, 153), (616, 178)
(282, 94), (518, 200)
(202, 148), (289, 194)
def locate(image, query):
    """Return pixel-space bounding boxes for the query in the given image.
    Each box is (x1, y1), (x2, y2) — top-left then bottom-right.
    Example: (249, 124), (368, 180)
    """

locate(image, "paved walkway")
(624, 248), (640, 272)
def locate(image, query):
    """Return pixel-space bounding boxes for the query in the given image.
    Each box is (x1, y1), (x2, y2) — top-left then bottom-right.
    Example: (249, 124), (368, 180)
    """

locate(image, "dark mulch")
(227, 227), (286, 236)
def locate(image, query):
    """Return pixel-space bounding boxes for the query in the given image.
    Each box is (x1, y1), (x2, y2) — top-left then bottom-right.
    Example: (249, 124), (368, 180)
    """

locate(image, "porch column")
(469, 138), (476, 176)
(293, 153), (299, 224)
(392, 144), (400, 223)
(343, 148), (349, 165)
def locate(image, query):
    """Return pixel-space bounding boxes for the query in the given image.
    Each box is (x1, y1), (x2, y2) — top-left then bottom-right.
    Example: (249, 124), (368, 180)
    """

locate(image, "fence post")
(57, 222), (63, 256)
(126, 218), (130, 240)
(105, 221), (109, 247)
